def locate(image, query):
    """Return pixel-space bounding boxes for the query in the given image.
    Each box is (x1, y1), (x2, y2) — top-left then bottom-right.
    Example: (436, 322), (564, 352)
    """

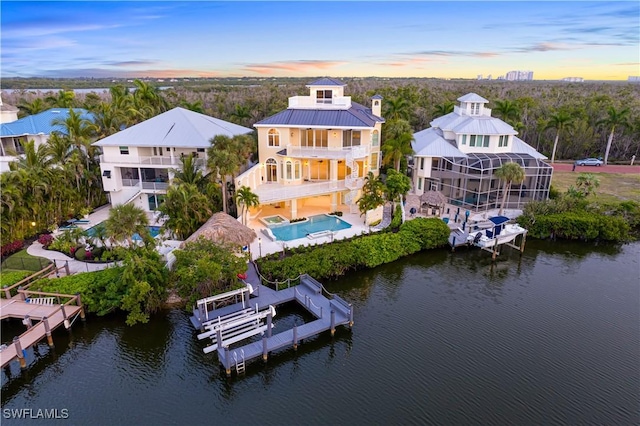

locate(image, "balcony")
(284, 145), (370, 159)
(287, 96), (351, 109)
(253, 178), (363, 204)
(100, 155), (206, 168)
(121, 179), (168, 192)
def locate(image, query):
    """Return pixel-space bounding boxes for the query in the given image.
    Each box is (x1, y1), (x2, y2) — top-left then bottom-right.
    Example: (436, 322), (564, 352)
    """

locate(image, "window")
(469, 135), (477, 147)
(166, 147), (171, 152)
(469, 135), (489, 147)
(119, 146), (129, 155)
(316, 90), (332, 104)
(420, 158), (425, 170)
(342, 130), (361, 147)
(418, 178), (422, 190)
(372, 130), (379, 147)
(461, 135), (467, 145)
(268, 129), (280, 147)
(302, 129), (328, 148)
(295, 161), (300, 179)
(197, 148), (205, 153)
(153, 147), (163, 156)
(499, 135), (509, 147)
(286, 161), (292, 179)
(471, 103), (480, 115)
(483, 135), (490, 147)
(371, 153), (379, 170)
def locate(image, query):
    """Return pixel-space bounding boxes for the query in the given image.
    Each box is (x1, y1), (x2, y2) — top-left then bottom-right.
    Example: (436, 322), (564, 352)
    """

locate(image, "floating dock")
(190, 263), (353, 376)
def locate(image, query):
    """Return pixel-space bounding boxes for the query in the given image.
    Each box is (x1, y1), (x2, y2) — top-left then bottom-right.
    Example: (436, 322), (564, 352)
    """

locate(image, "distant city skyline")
(2, 1), (638, 81)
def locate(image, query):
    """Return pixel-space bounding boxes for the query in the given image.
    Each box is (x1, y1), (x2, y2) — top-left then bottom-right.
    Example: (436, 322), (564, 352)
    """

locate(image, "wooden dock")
(1, 291), (84, 369)
(190, 264), (353, 376)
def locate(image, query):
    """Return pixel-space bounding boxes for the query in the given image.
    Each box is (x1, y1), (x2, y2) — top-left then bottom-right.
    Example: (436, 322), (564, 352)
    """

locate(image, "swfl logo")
(3, 408), (69, 419)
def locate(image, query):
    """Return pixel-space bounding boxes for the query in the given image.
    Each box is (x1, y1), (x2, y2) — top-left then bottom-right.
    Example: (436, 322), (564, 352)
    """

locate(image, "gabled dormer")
(455, 93), (491, 117)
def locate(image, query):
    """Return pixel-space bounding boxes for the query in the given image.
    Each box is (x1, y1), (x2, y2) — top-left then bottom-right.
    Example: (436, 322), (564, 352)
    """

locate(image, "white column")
(291, 199), (298, 218)
(331, 193), (337, 211)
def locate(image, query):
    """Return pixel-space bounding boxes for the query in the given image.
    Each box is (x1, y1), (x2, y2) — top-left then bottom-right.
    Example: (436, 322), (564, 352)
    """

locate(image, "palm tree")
(158, 183), (213, 240)
(545, 111), (574, 163)
(495, 162), (525, 216)
(45, 90), (76, 108)
(93, 102), (125, 138)
(235, 186), (259, 225)
(230, 105), (252, 126)
(105, 203), (150, 248)
(575, 173), (600, 197)
(18, 98), (47, 116)
(356, 172), (385, 217)
(207, 134), (249, 214)
(597, 106), (630, 166)
(179, 100), (204, 113)
(384, 96), (411, 121)
(381, 131), (414, 172)
(432, 101), (454, 118)
(493, 100), (520, 126)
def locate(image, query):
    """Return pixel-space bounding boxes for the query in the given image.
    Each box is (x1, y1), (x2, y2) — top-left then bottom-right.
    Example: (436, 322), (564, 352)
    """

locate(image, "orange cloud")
(242, 60), (344, 75)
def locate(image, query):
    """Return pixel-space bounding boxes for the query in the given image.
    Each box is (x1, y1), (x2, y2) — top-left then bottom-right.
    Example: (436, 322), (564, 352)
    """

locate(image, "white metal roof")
(92, 107), (252, 148)
(430, 111), (517, 136)
(457, 93), (489, 103)
(512, 136), (547, 159)
(412, 128), (467, 158)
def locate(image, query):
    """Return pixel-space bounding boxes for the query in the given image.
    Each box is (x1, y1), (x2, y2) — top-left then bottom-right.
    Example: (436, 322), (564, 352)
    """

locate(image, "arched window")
(372, 130), (379, 147)
(268, 129), (280, 147)
(266, 158), (277, 182)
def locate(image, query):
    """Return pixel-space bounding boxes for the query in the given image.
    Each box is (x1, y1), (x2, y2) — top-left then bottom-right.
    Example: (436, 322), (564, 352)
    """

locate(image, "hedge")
(0, 270), (32, 287)
(257, 218), (450, 281)
(525, 211), (630, 241)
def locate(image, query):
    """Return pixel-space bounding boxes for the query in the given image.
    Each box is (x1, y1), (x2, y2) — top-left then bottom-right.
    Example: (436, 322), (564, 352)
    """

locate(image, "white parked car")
(575, 158), (603, 166)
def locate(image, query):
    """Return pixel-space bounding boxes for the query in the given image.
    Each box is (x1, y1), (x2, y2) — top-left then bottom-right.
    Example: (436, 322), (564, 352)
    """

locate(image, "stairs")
(234, 349), (246, 374)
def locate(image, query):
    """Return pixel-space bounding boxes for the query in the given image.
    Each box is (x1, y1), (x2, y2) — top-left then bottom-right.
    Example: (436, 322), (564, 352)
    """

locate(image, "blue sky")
(2, 1), (638, 80)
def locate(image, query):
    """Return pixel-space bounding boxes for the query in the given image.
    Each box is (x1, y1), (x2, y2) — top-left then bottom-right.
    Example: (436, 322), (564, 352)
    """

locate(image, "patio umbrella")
(182, 212), (257, 248)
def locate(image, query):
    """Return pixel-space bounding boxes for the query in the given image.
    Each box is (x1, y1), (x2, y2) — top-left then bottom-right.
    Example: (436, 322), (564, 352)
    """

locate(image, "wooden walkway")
(0, 294), (84, 369)
(190, 264), (353, 376)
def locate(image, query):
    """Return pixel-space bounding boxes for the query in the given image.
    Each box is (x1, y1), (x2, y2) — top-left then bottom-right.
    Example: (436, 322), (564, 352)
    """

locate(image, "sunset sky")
(2, 1), (638, 81)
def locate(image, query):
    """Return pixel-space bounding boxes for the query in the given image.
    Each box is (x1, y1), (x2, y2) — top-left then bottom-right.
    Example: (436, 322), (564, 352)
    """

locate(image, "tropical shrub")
(257, 218), (449, 281)
(0, 270), (32, 287)
(1, 240), (24, 257)
(171, 239), (248, 306)
(525, 211), (630, 241)
(38, 234), (54, 248)
(75, 248), (87, 261)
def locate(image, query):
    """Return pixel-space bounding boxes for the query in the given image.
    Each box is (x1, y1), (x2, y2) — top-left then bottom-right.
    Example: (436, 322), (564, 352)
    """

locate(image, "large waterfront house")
(411, 93), (552, 212)
(0, 107), (93, 173)
(235, 78), (385, 219)
(93, 107), (252, 212)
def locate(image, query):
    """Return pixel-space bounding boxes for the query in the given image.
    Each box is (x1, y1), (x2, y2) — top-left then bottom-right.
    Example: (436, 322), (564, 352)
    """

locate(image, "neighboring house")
(411, 93), (552, 211)
(235, 78), (384, 218)
(0, 108), (93, 173)
(93, 107), (252, 212)
(0, 96), (19, 124)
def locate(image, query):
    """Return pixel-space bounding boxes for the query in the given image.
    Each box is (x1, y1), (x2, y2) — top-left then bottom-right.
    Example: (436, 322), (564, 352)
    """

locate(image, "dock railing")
(2, 264), (56, 299)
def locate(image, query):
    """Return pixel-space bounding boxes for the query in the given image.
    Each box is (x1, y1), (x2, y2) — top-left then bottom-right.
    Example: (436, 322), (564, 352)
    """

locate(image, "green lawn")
(1, 249), (52, 272)
(552, 172), (640, 203)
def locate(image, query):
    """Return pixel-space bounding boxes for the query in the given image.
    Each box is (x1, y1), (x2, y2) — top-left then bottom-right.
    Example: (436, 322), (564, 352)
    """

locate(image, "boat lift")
(200, 305), (276, 354)
(195, 283), (254, 323)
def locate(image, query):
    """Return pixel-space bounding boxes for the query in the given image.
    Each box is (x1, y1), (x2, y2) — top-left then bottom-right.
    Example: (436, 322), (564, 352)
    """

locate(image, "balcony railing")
(284, 145), (370, 159)
(142, 182), (169, 191)
(253, 178), (364, 204)
(122, 178), (141, 187)
(288, 96), (351, 109)
(100, 155), (206, 167)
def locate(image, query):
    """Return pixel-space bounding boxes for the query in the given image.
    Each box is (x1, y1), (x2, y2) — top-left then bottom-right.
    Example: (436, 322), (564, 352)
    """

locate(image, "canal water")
(2, 241), (638, 425)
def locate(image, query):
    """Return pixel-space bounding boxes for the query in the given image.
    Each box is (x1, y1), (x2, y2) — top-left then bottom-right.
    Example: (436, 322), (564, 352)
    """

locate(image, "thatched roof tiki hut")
(182, 212), (257, 249)
(420, 190), (447, 216)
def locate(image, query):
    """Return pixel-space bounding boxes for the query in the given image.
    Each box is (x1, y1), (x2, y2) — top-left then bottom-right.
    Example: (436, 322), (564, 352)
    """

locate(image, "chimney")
(371, 95), (383, 117)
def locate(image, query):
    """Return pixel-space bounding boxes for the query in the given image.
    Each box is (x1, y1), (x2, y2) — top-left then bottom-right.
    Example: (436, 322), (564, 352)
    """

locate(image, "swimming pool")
(85, 222), (161, 241)
(260, 214), (289, 227)
(269, 214), (351, 241)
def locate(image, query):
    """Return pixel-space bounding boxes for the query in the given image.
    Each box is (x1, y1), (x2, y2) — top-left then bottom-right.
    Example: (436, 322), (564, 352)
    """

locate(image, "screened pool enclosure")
(425, 153), (552, 211)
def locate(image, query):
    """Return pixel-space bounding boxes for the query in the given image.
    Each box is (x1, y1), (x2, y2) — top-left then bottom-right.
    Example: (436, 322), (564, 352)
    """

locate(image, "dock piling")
(13, 337), (26, 369)
(330, 310), (336, 337)
(76, 293), (86, 321)
(60, 304), (70, 330)
(262, 336), (268, 362)
(43, 316), (54, 347)
(23, 315), (33, 329)
(267, 311), (273, 338)
(293, 324), (298, 350)
(349, 305), (354, 327)
(224, 346), (231, 377)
